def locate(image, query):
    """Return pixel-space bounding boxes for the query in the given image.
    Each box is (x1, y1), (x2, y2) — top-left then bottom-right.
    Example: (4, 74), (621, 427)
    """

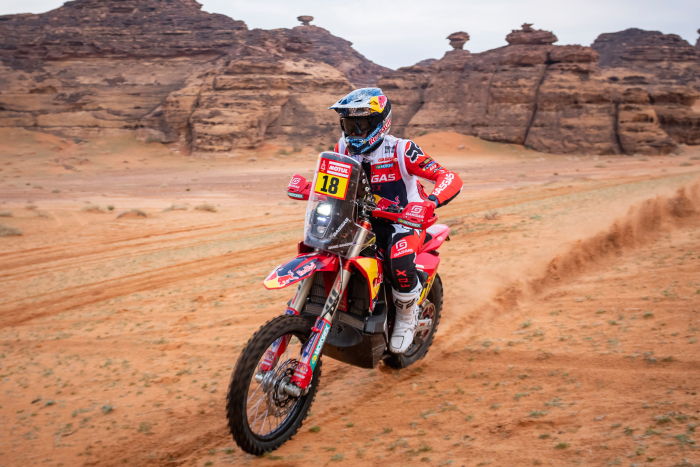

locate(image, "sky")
(2, 0), (699, 69)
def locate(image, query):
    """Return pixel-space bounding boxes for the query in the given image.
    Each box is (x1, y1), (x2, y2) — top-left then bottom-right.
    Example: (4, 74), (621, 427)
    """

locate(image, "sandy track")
(1, 131), (699, 467)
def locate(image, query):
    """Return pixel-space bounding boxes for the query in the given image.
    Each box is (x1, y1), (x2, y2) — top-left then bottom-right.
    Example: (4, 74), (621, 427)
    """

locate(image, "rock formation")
(297, 16), (313, 26)
(506, 23), (558, 45)
(1, 4), (699, 156)
(592, 28), (700, 146)
(378, 24), (700, 155)
(0, 0), (384, 153)
(447, 32), (470, 50)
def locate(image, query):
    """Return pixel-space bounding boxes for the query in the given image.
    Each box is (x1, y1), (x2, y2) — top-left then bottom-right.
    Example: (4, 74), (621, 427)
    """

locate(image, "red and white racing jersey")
(335, 135), (463, 208)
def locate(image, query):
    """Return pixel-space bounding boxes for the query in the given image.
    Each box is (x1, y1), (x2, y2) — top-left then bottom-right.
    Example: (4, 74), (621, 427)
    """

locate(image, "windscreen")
(303, 152), (373, 258)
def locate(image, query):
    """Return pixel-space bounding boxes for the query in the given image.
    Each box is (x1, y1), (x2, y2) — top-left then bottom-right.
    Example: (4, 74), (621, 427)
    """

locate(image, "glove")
(375, 195), (399, 210)
(400, 201), (435, 226)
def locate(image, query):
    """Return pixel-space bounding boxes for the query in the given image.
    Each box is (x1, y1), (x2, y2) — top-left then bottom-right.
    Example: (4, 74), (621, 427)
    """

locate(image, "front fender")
(263, 252), (338, 290)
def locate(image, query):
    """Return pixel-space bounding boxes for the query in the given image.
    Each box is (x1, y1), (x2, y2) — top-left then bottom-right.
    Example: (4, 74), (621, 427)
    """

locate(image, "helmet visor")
(340, 117), (372, 136)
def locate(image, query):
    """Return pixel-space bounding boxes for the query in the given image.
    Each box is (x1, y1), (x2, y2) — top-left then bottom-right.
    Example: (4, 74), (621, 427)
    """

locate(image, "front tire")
(226, 315), (321, 455)
(384, 274), (443, 369)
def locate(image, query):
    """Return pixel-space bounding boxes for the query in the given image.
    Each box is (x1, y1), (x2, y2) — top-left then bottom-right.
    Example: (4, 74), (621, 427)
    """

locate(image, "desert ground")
(1, 129), (699, 467)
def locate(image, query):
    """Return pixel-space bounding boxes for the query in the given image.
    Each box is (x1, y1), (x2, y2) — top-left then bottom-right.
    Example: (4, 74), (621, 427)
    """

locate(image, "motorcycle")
(226, 151), (451, 454)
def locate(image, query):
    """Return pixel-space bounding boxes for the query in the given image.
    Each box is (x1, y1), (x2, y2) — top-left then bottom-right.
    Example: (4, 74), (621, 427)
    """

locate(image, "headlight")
(316, 203), (332, 217)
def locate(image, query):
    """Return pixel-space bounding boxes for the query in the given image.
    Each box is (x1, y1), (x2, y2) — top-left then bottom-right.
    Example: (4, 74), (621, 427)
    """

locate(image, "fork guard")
(263, 253), (339, 290)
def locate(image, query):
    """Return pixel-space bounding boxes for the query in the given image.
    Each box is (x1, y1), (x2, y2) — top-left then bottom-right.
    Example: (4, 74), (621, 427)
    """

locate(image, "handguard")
(287, 174), (311, 200)
(372, 201), (438, 230)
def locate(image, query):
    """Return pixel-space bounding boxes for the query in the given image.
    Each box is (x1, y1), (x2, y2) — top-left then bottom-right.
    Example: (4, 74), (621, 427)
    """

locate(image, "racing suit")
(335, 135), (463, 352)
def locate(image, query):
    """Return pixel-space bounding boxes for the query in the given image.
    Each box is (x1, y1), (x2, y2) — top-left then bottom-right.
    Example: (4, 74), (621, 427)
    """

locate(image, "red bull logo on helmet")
(370, 95), (387, 113)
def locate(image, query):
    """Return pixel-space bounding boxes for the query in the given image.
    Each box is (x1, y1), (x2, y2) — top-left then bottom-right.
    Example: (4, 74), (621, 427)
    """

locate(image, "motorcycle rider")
(329, 88), (463, 354)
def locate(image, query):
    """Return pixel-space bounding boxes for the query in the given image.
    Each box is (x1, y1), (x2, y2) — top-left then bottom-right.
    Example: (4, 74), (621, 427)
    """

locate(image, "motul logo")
(327, 160), (352, 178)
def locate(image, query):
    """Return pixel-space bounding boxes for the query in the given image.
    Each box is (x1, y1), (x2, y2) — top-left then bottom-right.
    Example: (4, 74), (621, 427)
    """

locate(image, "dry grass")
(194, 203), (217, 213)
(82, 204), (104, 213)
(117, 208), (148, 219)
(0, 224), (23, 237)
(484, 210), (500, 220)
(0, 211), (12, 217)
(162, 203), (188, 213)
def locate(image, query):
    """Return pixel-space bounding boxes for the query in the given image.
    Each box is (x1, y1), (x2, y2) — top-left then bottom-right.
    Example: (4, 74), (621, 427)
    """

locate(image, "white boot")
(390, 284), (423, 354)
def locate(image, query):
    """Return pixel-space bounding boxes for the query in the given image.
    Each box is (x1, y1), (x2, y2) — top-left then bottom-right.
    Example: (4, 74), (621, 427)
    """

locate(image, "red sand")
(1, 129), (699, 466)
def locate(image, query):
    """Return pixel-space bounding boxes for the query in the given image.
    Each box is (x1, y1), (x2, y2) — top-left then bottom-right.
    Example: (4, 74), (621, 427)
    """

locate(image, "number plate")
(314, 158), (352, 200)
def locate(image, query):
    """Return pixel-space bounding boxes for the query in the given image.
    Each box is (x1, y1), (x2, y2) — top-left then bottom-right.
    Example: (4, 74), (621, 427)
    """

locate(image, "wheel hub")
(265, 359), (299, 418)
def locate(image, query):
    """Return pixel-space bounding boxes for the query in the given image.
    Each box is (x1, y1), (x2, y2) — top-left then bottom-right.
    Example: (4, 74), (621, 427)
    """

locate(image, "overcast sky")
(2, 0), (699, 69)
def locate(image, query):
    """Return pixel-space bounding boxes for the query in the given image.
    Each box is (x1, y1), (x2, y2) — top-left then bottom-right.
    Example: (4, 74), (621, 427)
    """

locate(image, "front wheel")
(384, 274), (443, 369)
(226, 315), (321, 455)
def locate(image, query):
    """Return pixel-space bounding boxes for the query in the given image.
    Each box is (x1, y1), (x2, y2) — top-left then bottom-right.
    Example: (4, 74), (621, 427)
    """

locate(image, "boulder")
(297, 16), (314, 26)
(447, 32), (470, 50)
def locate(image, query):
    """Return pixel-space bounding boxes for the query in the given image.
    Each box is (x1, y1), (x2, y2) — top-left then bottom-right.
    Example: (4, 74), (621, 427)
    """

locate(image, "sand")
(1, 128), (699, 466)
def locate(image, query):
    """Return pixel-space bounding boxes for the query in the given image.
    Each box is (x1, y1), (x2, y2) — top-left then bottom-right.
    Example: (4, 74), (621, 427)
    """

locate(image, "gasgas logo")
(371, 173), (396, 183)
(433, 173), (455, 196)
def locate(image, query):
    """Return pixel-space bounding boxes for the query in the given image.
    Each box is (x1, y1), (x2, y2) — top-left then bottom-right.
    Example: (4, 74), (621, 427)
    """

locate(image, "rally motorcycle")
(226, 152), (451, 454)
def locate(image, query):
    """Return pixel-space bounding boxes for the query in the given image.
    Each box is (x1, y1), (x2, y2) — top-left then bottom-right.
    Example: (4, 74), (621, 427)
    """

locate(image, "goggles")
(340, 117), (372, 136)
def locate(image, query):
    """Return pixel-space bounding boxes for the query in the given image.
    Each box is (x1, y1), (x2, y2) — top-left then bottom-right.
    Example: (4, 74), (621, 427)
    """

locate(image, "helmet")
(329, 88), (392, 156)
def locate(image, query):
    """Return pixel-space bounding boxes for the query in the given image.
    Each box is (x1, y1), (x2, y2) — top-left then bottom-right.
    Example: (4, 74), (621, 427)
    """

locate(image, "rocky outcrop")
(505, 23), (558, 45)
(377, 24), (700, 155)
(616, 88), (678, 155)
(1, 4), (698, 156)
(380, 25), (624, 154)
(0, 0), (247, 67)
(592, 28), (700, 69)
(592, 28), (700, 146)
(245, 25), (390, 88)
(447, 32), (470, 50)
(180, 55), (350, 151)
(0, 0), (385, 153)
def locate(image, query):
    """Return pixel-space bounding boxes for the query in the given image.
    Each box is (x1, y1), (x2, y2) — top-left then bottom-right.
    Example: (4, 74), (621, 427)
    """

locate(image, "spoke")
(287, 340), (297, 360)
(259, 410), (269, 435)
(251, 402), (267, 433)
(248, 391), (264, 430)
(247, 382), (263, 404)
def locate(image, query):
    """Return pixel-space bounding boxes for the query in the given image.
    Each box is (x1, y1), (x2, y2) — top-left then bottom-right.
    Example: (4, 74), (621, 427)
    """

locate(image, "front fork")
(291, 225), (371, 390)
(258, 276), (315, 372)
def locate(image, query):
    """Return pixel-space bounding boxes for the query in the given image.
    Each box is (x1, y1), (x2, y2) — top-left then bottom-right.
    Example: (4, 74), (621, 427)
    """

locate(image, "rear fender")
(421, 224), (451, 253)
(347, 257), (383, 312)
(264, 253), (338, 290)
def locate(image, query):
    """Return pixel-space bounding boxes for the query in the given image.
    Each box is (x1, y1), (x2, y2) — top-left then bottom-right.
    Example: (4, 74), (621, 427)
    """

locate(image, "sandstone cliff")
(0, 0), (380, 153)
(1, 4), (699, 156)
(591, 28), (700, 147)
(379, 24), (700, 155)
